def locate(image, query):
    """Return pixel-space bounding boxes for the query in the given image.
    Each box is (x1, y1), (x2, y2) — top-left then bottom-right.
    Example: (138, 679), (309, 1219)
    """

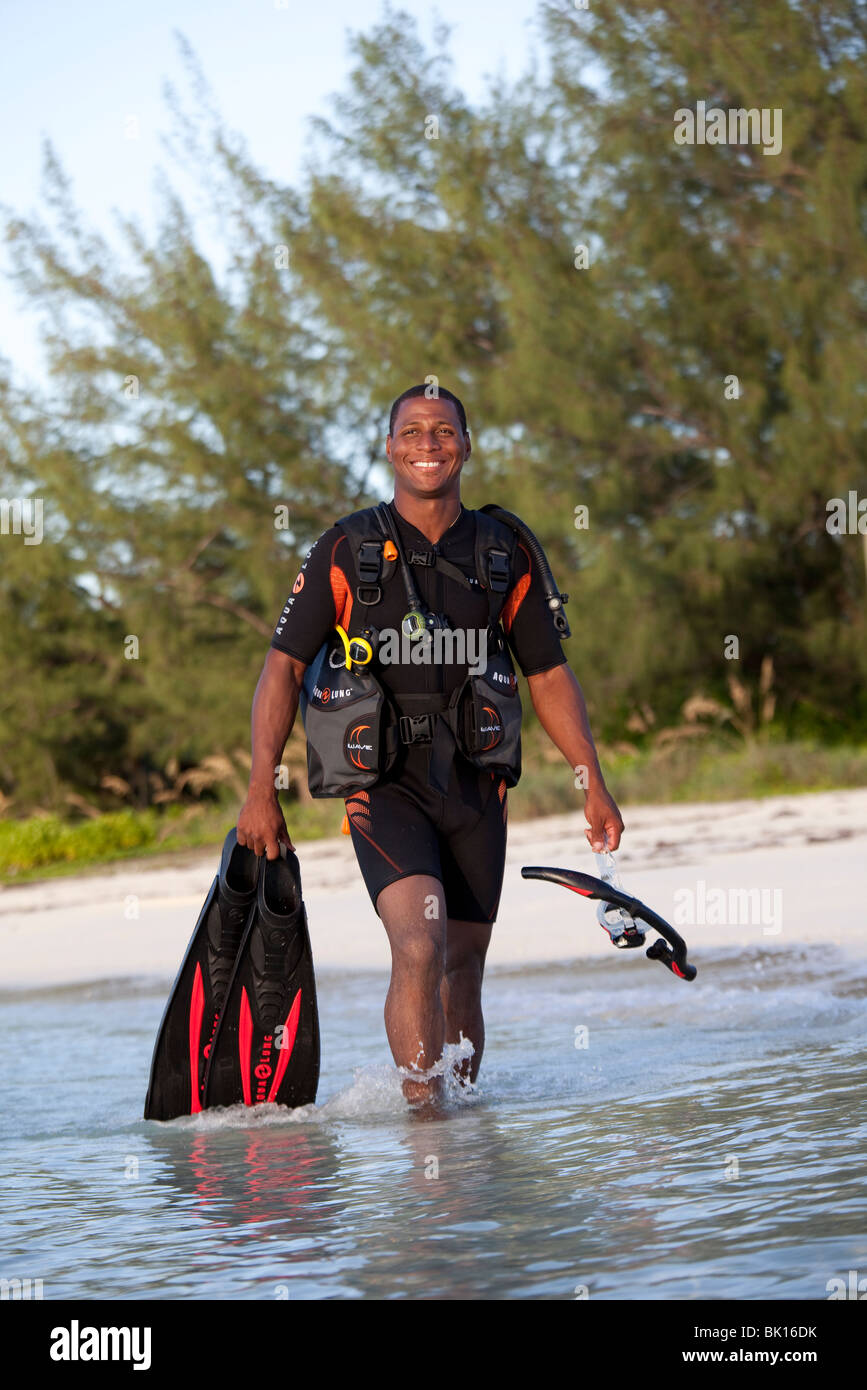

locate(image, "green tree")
(1, 3), (865, 817)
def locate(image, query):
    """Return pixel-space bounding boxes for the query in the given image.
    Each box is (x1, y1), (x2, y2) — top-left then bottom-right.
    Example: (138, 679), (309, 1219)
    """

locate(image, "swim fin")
(203, 845), (320, 1110)
(144, 827), (261, 1120)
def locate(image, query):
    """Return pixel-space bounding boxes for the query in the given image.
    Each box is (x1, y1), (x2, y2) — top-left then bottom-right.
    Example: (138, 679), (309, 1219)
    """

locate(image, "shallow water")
(1, 945), (866, 1300)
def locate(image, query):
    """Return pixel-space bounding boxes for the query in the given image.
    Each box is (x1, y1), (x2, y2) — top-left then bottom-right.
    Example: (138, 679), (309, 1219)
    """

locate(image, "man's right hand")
(237, 790), (295, 859)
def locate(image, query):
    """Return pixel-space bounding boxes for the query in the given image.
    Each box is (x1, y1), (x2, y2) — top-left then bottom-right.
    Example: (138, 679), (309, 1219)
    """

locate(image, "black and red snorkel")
(520, 865), (697, 981)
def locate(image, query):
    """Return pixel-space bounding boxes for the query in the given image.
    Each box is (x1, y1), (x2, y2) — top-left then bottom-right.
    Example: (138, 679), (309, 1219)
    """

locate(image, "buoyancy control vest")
(299, 502), (570, 799)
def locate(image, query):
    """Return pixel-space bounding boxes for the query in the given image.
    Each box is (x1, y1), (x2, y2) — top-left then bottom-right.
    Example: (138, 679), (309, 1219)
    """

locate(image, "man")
(238, 385), (624, 1105)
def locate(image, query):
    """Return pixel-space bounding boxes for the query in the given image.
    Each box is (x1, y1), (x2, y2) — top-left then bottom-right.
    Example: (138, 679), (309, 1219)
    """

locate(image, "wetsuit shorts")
(343, 742), (509, 924)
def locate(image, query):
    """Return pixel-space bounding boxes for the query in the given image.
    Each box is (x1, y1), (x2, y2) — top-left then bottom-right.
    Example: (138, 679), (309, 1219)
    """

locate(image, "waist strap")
(390, 689), (460, 796)
(392, 691), (454, 712)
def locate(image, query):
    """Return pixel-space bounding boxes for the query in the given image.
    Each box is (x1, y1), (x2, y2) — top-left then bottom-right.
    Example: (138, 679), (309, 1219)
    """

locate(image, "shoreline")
(0, 787), (865, 988)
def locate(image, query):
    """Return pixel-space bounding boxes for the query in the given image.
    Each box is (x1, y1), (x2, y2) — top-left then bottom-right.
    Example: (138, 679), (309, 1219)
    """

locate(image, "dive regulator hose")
(480, 504), (571, 639)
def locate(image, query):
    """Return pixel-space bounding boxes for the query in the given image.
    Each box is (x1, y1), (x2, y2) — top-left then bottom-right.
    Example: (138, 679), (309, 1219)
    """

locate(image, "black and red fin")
(144, 829), (260, 1120)
(204, 850), (320, 1111)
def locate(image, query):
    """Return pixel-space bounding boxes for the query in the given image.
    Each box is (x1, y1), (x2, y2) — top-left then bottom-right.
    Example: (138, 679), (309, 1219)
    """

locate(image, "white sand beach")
(1, 787), (865, 989)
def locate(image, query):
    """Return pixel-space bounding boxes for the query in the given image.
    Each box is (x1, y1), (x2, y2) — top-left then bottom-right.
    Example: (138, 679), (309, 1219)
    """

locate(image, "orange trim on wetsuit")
(329, 535), (353, 632)
(500, 542), (532, 636)
(345, 792), (403, 873)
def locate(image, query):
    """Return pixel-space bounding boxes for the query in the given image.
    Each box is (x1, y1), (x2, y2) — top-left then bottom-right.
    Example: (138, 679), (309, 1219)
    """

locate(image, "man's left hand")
(584, 787), (625, 853)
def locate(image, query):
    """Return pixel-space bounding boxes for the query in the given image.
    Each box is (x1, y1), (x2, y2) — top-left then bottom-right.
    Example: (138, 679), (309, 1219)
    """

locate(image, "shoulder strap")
(335, 503), (518, 627)
(473, 509), (518, 632)
(335, 506), (397, 608)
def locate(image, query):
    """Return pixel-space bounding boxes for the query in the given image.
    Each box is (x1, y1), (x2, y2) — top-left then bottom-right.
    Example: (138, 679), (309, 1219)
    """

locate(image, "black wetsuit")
(271, 501), (567, 923)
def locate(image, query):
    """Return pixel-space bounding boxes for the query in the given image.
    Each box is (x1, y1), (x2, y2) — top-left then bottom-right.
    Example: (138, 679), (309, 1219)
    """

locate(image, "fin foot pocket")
(203, 845), (320, 1111)
(143, 828), (262, 1120)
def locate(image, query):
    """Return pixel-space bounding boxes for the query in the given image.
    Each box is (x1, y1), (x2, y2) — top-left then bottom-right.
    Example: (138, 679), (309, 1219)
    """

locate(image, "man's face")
(386, 397), (470, 496)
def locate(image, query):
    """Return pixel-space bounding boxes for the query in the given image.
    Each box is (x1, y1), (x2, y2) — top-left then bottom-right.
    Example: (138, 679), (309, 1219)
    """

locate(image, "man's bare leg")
(377, 874), (448, 1105)
(441, 920), (492, 1085)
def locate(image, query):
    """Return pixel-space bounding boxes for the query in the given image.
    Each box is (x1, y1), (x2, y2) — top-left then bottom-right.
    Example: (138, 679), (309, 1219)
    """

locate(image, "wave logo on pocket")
(346, 723), (375, 768)
(479, 705), (502, 749)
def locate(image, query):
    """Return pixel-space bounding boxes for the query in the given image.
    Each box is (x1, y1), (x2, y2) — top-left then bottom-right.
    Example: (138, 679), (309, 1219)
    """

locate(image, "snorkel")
(521, 862), (697, 981)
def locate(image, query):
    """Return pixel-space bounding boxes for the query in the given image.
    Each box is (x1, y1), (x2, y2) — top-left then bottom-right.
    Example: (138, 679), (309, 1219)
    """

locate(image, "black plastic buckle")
(399, 713), (434, 744)
(487, 549), (510, 593)
(408, 549), (435, 566)
(357, 541), (383, 605)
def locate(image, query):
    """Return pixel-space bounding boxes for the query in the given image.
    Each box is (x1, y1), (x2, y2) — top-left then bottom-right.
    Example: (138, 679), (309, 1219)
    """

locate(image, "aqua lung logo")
(313, 684), (353, 702)
(254, 1038), (274, 1101)
(490, 669), (516, 690)
(202, 1009), (220, 1061)
(274, 539), (318, 637)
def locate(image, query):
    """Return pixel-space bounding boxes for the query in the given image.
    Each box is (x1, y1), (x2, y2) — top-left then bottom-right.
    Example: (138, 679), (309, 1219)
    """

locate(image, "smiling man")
(238, 384), (624, 1105)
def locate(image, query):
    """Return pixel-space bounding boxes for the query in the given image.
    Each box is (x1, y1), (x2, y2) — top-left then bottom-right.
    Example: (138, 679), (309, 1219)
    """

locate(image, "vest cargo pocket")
(300, 638), (396, 797)
(456, 647), (522, 787)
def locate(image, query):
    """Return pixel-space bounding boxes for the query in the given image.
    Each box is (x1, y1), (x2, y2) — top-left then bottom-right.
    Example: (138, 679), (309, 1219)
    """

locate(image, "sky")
(0, 0), (548, 389)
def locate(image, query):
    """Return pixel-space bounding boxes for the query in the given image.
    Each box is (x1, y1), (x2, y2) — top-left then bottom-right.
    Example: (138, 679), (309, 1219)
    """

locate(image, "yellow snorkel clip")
(335, 625), (374, 673)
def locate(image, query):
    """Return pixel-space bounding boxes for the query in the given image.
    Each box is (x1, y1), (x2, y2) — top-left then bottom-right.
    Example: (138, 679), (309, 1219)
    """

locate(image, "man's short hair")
(389, 384), (468, 436)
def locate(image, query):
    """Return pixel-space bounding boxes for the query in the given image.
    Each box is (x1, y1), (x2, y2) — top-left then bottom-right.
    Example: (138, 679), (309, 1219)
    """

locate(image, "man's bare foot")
(401, 1073), (443, 1107)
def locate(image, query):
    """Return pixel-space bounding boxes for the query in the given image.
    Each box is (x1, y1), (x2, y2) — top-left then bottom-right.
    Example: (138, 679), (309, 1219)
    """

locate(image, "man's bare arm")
(526, 663), (624, 852)
(238, 648), (307, 858)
